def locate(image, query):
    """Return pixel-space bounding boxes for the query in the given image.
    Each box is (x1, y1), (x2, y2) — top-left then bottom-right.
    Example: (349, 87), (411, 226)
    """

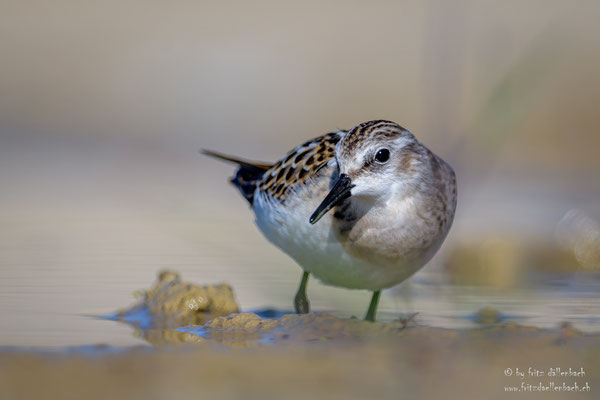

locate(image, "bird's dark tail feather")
(201, 149), (272, 205)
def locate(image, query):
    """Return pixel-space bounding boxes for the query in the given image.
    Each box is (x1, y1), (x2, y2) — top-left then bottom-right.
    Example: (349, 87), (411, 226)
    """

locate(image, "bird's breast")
(331, 194), (447, 264)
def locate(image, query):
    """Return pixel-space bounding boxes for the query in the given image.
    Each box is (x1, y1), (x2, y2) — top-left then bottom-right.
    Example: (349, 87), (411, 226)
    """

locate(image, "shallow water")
(1, 254), (599, 349)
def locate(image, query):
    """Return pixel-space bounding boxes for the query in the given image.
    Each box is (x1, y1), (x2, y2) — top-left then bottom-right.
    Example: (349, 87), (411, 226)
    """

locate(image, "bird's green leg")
(294, 271), (310, 314)
(364, 290), (381, 322)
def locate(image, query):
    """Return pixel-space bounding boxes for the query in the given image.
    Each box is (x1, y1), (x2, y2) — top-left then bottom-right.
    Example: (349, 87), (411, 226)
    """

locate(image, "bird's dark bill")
(309, 174), (354, 224)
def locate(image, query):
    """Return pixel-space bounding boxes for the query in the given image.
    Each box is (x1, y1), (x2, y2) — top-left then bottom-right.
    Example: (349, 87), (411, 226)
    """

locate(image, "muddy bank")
(137, 311), (416, 347)
(110, 270), (239, 329)
(2, 271), (597, 399)
(1, 319), (597, 400)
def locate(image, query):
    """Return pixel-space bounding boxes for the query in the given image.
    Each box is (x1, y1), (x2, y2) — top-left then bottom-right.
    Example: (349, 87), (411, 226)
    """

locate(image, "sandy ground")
(1, 273), (597, 400)
(1, 315), (597, 400)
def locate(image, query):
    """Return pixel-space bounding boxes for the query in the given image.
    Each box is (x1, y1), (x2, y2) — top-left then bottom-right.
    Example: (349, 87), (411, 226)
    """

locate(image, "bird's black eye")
(375, 148), (390, 163)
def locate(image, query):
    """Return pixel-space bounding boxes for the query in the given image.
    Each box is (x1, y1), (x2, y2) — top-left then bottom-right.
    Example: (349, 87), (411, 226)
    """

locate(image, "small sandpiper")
(204, 120), (456, 321)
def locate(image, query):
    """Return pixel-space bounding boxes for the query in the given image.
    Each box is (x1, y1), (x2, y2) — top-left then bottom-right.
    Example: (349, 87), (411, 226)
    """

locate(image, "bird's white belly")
(253, 189), (431, 290)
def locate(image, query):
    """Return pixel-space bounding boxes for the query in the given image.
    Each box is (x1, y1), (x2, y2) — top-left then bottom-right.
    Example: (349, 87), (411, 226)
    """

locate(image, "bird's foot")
(294, 293), (310, 314)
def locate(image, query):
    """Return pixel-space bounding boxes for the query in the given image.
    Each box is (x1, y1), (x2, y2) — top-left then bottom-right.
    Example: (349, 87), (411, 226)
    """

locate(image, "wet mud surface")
(109, 269), (239, 329)
(1, 271), (598, 400)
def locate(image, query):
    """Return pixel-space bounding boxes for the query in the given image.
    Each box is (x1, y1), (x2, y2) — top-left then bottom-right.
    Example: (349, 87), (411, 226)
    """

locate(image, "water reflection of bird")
(204, 120), (457, 321)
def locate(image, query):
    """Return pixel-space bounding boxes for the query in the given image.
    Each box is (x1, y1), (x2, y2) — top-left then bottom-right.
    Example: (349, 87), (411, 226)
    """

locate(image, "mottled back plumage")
(257, 131), (342, 202)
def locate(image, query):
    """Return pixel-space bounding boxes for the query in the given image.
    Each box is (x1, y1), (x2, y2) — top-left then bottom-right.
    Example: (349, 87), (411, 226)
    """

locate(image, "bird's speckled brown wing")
(258, 131), (344, 202)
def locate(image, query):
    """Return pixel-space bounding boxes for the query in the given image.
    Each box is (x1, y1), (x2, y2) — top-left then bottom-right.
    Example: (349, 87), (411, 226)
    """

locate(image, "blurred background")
(1, 0), (599, 346)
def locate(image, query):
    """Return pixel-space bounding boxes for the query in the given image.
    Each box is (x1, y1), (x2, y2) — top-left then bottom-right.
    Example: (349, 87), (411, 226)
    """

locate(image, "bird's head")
(310, 120), (423, 224)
